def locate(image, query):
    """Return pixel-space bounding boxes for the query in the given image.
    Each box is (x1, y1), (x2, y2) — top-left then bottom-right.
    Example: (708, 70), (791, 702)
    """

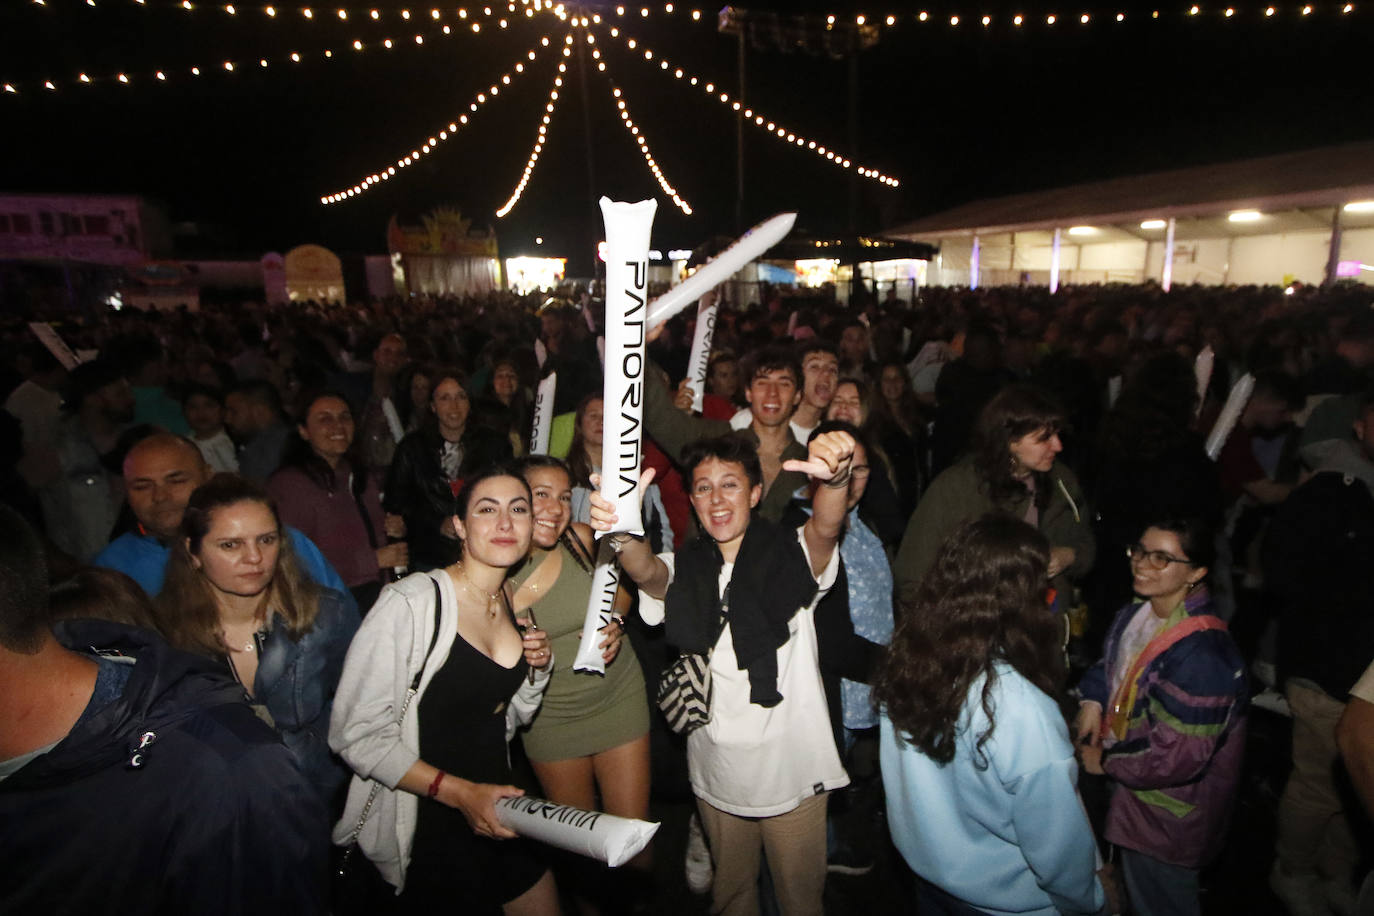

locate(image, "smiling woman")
(507, 456), (650, 904)
(155, 473), (360, 806)
(269, 389), (403, 612)
(587, 430), (857, 916)
(1076, 517), (1247, 915)
(329, 466), (561, 913)
(385, 368), (515, 572)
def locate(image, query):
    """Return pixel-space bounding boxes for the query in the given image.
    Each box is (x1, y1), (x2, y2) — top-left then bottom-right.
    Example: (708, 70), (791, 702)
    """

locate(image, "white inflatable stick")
(572, 537), (620, 675)
(683, 296), (718, 413)
(1194, 345), (1215, 417)
(530, 372), (557, 456)
(1205, 372), (1255, 460)
(495, 796), (659, 867)
(28, 321), (84, 370)
(598, 197), (656, 536)
(645, 212), (796, 330)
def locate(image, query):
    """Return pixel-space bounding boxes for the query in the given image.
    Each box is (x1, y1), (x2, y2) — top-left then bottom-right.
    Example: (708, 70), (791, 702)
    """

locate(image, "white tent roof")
(891, 141), (1374, 243)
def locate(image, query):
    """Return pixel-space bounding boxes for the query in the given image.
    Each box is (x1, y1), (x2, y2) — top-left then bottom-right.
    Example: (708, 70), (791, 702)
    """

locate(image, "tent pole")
(1162, 217), (1176, 292)
(1325, 206), (1344, 286)
(970, 235), (980, 289)
(736, 29), (746, 234)
(577, 43), (598, 277)
(1049, 228), (1061, 294)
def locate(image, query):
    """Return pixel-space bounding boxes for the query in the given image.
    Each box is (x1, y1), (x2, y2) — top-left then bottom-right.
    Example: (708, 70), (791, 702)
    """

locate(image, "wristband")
(608, 533), (635, 553)
(427, 769), (446, 799)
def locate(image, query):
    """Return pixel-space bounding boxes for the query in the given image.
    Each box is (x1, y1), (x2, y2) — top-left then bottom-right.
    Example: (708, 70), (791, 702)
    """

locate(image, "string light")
(603, 75), (692, 213)
(31, 2), (1366, 30)
(496, 53), (568, 217)
(1, 17), (488, 93)
(599, 27), (899, 188)
(323, 42), (547, 206)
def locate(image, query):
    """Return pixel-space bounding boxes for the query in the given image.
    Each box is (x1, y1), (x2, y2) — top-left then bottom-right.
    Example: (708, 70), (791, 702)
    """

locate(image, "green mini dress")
(510, 540), (651, 762)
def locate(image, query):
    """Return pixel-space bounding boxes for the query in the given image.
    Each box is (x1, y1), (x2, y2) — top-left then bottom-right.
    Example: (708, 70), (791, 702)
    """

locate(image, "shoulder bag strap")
(343, 575), (446, 847)
(1102, 614), (1227, 740)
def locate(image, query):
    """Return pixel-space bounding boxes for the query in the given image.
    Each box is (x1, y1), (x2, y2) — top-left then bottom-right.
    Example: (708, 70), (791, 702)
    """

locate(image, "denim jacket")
(246, 587), (360, 804)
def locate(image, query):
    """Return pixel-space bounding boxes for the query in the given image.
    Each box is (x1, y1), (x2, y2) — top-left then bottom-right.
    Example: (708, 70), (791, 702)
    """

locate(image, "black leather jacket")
(382, 424), (513, 571)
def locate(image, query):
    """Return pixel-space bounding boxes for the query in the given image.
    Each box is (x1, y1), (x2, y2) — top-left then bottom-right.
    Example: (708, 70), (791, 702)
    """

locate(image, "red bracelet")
(427, 770), (445, 799)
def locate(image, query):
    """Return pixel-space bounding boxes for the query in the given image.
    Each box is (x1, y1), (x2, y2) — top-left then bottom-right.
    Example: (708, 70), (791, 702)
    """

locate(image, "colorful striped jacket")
(1078, 586), (1248, 868)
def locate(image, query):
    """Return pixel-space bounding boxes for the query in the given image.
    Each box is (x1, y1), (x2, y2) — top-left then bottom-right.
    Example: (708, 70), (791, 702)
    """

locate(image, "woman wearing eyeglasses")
(1075, 517), (1247, 916)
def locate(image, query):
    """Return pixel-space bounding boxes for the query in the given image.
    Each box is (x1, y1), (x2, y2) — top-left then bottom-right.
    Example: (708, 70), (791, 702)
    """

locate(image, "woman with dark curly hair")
(876, 514), (1110, 916)
(893, 383), (1095, 606)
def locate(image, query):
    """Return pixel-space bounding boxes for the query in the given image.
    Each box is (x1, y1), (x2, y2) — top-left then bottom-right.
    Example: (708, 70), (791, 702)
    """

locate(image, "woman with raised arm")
(875, 514), (1111, 916)
(329, 466), (560, 915)
(589, 430), (856, 916)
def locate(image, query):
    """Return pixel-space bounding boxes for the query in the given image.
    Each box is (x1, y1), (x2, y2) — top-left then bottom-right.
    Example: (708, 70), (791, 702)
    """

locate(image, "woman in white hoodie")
(329, 465), (559, 914)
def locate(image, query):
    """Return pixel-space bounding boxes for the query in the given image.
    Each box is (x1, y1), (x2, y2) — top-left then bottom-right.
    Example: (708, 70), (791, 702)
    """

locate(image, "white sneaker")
(1270, 865), (1335, 916)
(684, 811), (713, 895)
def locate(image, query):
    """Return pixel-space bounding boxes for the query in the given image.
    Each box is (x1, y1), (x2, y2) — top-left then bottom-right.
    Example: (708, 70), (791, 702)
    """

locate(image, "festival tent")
(890, 141), (1374, 289)
(387, 208), (500, 298)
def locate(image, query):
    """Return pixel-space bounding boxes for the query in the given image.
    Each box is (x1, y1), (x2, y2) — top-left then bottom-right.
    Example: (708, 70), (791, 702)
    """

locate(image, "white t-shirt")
(728, 406), (814, 447)
(641, 525), (848, 817)
(4, 380), (62, 453)
(193, 428), (240, 474)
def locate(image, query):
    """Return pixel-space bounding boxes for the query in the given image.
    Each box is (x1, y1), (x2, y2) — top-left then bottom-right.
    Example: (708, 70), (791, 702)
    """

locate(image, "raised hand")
(782, 430), (856, 484)
(586, 468), (657, 532)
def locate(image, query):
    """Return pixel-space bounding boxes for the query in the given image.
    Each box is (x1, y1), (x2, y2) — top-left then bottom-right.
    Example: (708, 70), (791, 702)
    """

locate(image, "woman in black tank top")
(338, 466), (561, 914)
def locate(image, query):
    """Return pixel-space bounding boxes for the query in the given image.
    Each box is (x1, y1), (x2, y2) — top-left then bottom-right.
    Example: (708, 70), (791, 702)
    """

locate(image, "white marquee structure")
(892, 142), (1374, 290)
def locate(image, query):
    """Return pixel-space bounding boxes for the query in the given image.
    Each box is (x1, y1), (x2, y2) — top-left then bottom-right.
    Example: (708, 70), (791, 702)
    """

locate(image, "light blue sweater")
(881, 662), (1105, 916)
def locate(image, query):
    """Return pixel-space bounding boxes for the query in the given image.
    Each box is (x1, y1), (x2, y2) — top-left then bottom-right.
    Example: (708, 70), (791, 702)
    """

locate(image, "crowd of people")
(3, 275), (1374, 916)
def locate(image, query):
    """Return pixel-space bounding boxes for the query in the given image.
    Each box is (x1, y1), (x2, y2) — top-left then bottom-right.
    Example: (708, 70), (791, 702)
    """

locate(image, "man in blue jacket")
(93, 432), (355, 614)
(0, 504), (329, 913)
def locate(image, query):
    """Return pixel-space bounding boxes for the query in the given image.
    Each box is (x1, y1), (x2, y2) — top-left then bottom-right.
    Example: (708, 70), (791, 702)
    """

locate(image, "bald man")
(93, 433), (354, 609)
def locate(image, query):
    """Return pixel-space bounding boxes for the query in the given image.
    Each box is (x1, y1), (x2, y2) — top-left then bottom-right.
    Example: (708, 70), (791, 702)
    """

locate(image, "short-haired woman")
(1076, 517), (1247, 916)
(589, 430), (857, 916)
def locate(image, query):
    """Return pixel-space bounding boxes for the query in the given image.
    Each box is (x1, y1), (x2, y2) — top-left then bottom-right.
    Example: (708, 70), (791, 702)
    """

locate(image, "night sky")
(3, 0), (1372, 275)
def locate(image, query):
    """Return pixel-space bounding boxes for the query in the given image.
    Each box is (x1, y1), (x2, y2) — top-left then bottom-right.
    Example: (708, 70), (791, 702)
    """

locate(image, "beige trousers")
(696, 792), (829, 916)
(1276, 678), (1358, 883)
